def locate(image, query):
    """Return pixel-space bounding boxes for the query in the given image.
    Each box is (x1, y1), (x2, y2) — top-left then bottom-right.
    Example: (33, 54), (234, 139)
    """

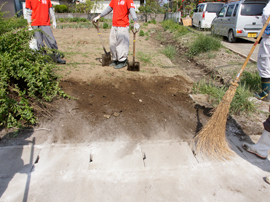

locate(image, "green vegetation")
(161, 20), (189, 36)
(161, 45), (176, 60)
(53, 5), (68, 13)
(0, 10), (68, 129)
(103, 22), (109, 29)
(188, 34), (222, 56)
(137, 51), (152, 64)
(139, 30), (145, 36)
(192, 80), (256, 115)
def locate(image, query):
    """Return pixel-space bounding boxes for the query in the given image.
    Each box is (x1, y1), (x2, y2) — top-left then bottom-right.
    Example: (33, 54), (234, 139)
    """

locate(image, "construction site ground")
(1, 23), (270, 202)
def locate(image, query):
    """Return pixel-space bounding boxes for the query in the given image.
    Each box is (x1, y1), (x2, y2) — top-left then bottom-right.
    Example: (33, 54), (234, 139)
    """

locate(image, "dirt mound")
(43, 75), (210, 144)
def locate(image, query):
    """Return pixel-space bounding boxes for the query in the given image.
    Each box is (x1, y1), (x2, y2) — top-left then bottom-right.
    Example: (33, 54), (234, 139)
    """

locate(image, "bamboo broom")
(194, 15), (270, 160)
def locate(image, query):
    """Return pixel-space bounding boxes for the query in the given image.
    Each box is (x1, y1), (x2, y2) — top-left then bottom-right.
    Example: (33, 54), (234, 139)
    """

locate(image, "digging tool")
(93, 21), (111, 66)
(194, 15), (270, 160)
(128, 27), (140, 71)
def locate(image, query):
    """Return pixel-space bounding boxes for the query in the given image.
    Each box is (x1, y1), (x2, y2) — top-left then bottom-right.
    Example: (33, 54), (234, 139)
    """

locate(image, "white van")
(192, 2), (225, 29)
(211, 0), (268, 42)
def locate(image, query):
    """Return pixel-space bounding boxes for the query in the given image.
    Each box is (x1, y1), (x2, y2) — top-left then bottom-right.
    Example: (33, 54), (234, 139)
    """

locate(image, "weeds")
(161, 45), (177, 60)
(192, 80), (256, 115)
(139, 30), (145, 36)
(137, 51), (152, 64)
(188, 34), (222, 56)
(161, 20), (189, 36)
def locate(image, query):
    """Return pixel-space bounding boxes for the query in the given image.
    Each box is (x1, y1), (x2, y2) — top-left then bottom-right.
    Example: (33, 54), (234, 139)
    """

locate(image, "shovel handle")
(130, 25), (138, 63)
(235, 15), (270, 83)
(92, 20), (108, 54)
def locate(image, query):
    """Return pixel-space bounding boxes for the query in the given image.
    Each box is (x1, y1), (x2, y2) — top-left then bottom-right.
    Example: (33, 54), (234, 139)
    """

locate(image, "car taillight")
(236, 30), (242, 33)
(202, 11), (205, 19)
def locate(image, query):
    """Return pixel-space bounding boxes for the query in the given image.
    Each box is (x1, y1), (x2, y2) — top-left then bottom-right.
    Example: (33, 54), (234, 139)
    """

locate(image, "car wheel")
(228, 30), (236, 43)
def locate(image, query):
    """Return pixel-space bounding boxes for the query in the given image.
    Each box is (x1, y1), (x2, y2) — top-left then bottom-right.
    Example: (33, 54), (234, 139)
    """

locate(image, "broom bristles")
(194, 82), (239, 160)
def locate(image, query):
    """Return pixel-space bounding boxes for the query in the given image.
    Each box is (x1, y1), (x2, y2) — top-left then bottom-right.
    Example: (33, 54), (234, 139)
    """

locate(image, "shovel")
(93, 21), (111, 66)
(128, 27), (140, 71)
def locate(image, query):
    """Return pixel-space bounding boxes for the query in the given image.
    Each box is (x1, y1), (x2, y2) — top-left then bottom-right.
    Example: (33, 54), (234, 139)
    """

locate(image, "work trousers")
(110, 26), (129, 62)
(257, 37), (270, 78)
(33, 26), (58, 50)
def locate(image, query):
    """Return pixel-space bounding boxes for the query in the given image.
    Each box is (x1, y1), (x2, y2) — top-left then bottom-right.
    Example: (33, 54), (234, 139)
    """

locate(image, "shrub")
(139, 30), (145, 36)
(54, 5), (68, 13)
(0, 10), (68, 128)
(161, 20), (189, 36)
(103, 22), (109, 29)
(188, 34), (221, 56)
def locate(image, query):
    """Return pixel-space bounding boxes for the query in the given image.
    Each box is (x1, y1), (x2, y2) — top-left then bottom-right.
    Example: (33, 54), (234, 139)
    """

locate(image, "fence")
(55, 13), (166, 23)
(164, 12), (181, 23)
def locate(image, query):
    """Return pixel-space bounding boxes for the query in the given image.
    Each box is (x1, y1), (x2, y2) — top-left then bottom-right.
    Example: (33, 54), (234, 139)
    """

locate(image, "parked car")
(192, 2), (225, 29)
(211, 0), (268, 43)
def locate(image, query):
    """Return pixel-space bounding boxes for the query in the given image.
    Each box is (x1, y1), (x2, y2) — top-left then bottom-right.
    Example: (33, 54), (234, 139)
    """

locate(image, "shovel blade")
(127, 61), (140, 71)
(102, 52), (111, 66)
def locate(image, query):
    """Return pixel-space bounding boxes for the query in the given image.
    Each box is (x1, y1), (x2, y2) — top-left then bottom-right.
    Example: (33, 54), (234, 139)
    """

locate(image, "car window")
(206, 3), (224, 13)
(233, 4), (239, 16)
(240, 3), (266, 16)
(198, 5), (205, 12)
(218, 6), (227, 17)
(226, 5), (235, 17)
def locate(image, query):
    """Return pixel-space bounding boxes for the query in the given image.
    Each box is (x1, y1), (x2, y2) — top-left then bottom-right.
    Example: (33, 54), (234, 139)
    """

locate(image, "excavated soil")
(0, 23), (259, 146)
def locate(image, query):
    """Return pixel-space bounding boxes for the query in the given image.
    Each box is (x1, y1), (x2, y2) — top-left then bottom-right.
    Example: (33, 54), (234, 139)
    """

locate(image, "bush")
(54, 5), (68, 13)
(0, 10), (68, 129)
(103, 22), (108, 29)
(139, 30), (145, 36)
(161, 20), (189, 36)
(188, 34), (221, 56)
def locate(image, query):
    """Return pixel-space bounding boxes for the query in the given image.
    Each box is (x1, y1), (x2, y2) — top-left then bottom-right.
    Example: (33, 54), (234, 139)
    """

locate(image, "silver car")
(211, 0), (268, 42)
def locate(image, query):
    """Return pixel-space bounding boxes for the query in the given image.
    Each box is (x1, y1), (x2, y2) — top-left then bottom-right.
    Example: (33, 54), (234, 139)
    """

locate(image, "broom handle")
(235, 15), (270, 83)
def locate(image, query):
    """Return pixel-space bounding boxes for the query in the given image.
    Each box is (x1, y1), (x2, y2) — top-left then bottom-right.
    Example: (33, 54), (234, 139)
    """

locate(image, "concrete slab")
(0, 174), (28, 202)
(141, 141), (198, 169)
(88, 142), (144, 171)
(33, 145), (90, 173)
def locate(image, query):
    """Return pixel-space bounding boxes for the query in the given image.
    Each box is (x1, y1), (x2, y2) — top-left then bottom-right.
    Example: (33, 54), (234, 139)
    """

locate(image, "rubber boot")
(242, 130), (270, 159)
(255, 78), (270, 101)
(114, 59), (127, 69)
(54, 53), (66, 64)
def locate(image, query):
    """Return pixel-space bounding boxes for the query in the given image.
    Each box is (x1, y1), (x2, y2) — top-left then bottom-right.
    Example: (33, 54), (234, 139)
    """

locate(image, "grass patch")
(192, 80), (256, 115)
(188, 34), (222, 56)
(137, 51), (152, 64)
(161, 45), (177, 60)
(161, 20), (189, 36)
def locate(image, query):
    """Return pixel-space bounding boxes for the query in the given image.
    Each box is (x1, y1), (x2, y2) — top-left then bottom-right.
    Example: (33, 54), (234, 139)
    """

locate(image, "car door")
(212, 5), (227, 36)
(224, 4), (235, 35)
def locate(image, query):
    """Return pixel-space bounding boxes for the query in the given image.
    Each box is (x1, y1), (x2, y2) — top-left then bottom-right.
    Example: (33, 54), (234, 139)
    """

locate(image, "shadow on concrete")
(226, 116), (270, 173)
(0, 129), (35, 200)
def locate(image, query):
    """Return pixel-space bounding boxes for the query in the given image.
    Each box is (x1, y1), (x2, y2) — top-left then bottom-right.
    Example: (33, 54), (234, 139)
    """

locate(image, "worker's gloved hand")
(53, 21), (57, 29)
(93, 15), (100, 22)
(28, 26), (33, 31)
(134, 23), (140, 32)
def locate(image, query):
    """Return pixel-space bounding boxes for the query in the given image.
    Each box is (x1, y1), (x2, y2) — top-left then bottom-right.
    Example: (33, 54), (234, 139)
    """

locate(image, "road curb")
(222, 44), (257, 63)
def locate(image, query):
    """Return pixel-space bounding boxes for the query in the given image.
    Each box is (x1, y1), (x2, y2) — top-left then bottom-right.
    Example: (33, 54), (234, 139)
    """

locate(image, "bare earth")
(0, 24), (268, 147)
